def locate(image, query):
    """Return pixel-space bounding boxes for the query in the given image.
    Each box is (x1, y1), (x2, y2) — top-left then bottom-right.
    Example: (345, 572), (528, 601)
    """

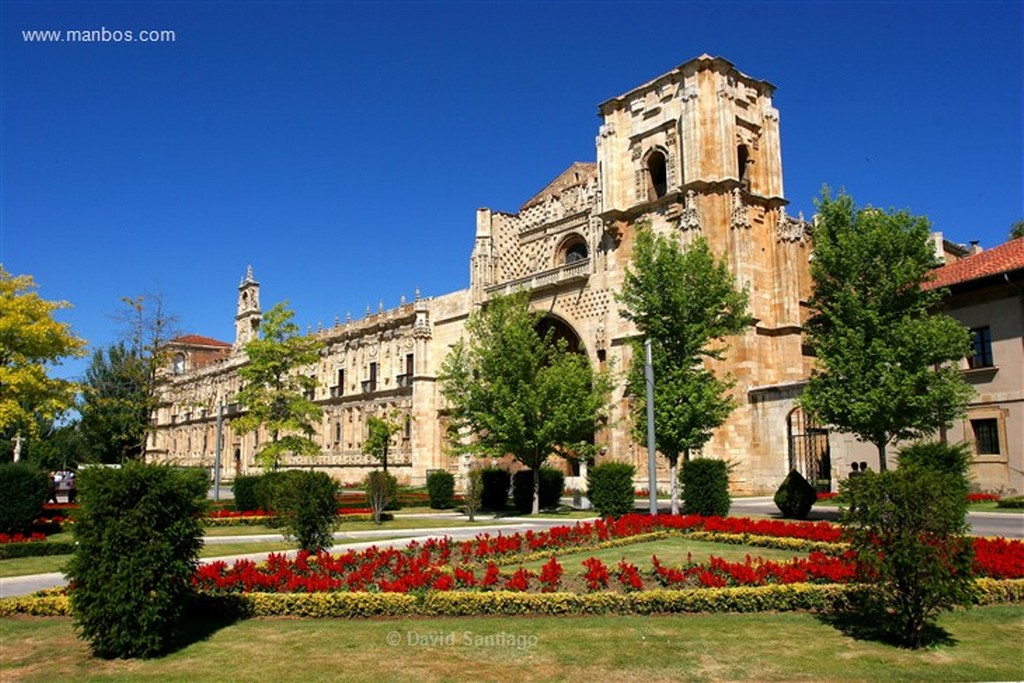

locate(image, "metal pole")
(214, 401), (224, 501)
(644, 338), (657, 515)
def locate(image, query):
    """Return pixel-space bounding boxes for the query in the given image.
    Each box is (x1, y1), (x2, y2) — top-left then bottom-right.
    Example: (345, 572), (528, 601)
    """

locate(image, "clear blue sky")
(2, 1), (1022, 383)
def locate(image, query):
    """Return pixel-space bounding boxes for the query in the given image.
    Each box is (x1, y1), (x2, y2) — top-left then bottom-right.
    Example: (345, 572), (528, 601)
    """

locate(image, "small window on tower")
(646, 151), (667, 200)
(173, 353), (186, 375)
(737, 144), (751, 187)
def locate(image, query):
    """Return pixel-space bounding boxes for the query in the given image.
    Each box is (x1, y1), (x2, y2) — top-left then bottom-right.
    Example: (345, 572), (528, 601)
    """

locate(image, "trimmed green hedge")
(587, 462), (636, 517)
(0, 540), (75, 560)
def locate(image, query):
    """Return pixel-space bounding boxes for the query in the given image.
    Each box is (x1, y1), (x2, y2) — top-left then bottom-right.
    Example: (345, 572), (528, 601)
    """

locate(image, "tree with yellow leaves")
(0, 266), (87, 458)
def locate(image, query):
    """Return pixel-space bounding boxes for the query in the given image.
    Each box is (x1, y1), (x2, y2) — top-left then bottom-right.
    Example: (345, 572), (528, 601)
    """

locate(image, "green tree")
(439, 292), (611, 514)
(617, 230), (751, 514)
(0, 266), (86, 457)
(363, 409), (405, 473)
(79, 343), (151, 463)
(1009, 220), (1024, 240)
(233, 302), (324, 470)
(800, 190), (974, 470)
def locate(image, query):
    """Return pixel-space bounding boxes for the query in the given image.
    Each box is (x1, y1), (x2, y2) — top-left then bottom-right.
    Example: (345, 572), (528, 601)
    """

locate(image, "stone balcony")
(484, 259), (590, 297)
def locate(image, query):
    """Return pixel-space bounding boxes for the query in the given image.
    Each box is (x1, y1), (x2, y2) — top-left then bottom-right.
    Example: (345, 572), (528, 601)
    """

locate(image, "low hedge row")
(997, 497), (1024, 509)
(685, 531), (843, 554)
(0, 541), (76, 560)
(5, 579), (1022, 619)
(201, 512), (393, 527)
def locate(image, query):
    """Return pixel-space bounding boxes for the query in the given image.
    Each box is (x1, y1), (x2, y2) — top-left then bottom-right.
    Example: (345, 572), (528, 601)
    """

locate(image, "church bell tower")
(234, 265), (262, 350)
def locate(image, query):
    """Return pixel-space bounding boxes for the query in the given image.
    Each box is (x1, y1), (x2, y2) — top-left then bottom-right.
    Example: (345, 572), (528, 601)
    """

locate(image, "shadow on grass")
(816, 609), (958, 649)
(163, 594), (247, 656)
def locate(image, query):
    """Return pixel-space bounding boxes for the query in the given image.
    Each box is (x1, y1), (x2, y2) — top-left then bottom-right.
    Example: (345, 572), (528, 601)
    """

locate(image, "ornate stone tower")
(593, 54), (813, 490)
(234, 265), (262, 350)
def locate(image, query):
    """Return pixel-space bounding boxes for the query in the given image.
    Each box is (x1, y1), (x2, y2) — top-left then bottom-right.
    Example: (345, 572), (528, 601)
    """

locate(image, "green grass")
(517, 536), (803, 573)
(3, 606), (1022, 681)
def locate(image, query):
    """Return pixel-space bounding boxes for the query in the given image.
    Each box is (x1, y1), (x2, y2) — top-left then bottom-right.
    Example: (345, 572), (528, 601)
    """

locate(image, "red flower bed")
(967, 493), (1000, 503)
(206, 509), (273, 519)
(0, 532), (46, 544)
(816, 492), (839, 501)
(189, 513), (1024, 595)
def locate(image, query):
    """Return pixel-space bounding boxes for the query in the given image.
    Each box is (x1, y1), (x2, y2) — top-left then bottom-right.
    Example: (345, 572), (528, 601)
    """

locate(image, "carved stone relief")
(730, 188), (751, 230)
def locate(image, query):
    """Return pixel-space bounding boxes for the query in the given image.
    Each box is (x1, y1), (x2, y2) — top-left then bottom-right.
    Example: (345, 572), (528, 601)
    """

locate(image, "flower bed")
(0, 532), (46, 544)
(191, 513), (1024, 595)
(967, 493), (1000, 503)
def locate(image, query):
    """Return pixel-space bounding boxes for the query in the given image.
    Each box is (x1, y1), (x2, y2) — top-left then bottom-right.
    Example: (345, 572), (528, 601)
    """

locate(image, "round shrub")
(426, 470), (456, 509)
(274, 470), (339, 552)
(66, 462), (208, 659)
(512, 467), (565, 513)
(774, 469), (817, 519)
(0, 462), (48, 534)
(231, 474), (262, 512)
(587, 461), (636, 517)
(680, 458), (731, 517)
(253, 470), (294, 515)
(480, 467), (511, 511)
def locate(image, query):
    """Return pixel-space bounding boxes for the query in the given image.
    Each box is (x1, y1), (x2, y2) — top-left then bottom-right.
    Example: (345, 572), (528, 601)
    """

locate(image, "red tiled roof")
(924, 237), (1024, 290)
(173, 334), (231, 348)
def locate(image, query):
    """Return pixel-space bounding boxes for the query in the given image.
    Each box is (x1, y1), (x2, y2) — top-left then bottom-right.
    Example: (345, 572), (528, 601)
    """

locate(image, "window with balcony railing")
(396, 373), (412, 388)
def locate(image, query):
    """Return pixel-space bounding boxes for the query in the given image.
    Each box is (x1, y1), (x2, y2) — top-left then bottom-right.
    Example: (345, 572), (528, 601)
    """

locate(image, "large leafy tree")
(618, 229), (751, 514)
(233, 302), (324, 470)
(439, 292), (611, 514)
(0, 266), (86, 458)
(79, 343), (151, 463)
(800, 190), (974, 470)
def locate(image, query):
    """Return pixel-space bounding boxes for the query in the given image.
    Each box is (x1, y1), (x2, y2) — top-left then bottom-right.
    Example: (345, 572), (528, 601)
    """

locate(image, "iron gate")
(787, 407), (831, 492)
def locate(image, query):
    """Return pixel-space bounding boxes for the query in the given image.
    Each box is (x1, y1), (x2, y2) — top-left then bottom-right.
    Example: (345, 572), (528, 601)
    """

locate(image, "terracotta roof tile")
(924, 237), (1024, 290)
(173, 334), (232, 348)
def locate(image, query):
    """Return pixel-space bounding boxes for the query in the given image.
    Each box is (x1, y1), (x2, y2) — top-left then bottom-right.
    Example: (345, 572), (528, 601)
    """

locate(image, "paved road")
(726, 496), (1024, 539)
(3, 503), (1020, 599)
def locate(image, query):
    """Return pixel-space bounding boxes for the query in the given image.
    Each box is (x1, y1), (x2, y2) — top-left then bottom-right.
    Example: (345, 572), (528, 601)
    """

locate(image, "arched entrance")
(535, 315), (585, 355)
(534, 315), (592, 484)
(787, 407), (831, 492)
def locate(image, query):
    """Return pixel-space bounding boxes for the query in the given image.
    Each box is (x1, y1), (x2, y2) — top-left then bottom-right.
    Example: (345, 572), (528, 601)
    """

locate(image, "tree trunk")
(382, 443), (388, 473)
(669, 453), (680, 516)
(532, 466), (540, 515)
(876, 441), (888, 472)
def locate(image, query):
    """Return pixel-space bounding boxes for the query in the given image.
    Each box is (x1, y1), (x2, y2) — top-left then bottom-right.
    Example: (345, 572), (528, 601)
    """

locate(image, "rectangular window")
(406, 353), (414, 377)
(334, 422), (342, 444)
(971, 418), (1000, 455)
(338, 369), (345, 395)
(968, 326), (994, 369)
(404, 414), (412, 440)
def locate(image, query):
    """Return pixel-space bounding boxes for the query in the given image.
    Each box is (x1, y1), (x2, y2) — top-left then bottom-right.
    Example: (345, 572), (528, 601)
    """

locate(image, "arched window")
(172, 353), (186, 375)
(737, 144), (751, 188)
(558, 235), (589, 265)
(565, 242), (588, 263)
(646, 151), (667, 200)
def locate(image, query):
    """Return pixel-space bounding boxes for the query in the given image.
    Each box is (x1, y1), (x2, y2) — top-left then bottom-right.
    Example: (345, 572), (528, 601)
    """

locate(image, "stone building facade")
(148, 55), (821, 493)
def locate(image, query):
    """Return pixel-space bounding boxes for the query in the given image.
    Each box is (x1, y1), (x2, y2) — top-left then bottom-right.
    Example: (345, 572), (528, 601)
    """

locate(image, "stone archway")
(535, 314), (586, 356)
(535, 314), (593, 493)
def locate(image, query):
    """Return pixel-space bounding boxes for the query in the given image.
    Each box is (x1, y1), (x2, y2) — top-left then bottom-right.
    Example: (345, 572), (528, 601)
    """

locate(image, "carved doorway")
(787, 407), (831, 492)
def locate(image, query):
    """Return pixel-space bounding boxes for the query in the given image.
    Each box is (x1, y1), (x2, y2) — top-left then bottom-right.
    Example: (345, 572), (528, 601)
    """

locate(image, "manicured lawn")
(517, 536), (804, 573)
(3, 606), (1022, 681)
